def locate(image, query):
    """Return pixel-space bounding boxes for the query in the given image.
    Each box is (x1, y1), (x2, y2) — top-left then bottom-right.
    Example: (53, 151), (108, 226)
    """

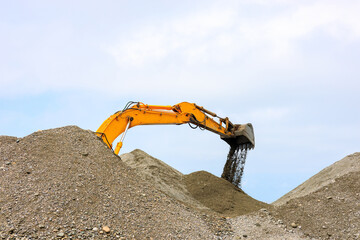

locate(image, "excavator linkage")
(220, 123), (255, 150)
(96, 101), (255, 188)
(96, 101), (255, 153)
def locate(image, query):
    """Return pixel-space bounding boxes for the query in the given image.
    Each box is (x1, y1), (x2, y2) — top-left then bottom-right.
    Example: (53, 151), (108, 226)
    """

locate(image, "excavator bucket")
(221, 123), (255, 150)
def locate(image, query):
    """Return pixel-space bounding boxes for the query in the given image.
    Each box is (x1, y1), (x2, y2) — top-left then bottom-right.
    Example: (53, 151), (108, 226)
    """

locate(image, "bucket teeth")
(239, 143), (252, 151)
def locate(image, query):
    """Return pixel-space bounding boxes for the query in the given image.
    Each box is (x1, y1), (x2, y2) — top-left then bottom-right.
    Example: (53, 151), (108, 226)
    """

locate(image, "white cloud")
(1, 0), (360, 99)
(108, 6), (237, 67)
(108, 1), (360, 67)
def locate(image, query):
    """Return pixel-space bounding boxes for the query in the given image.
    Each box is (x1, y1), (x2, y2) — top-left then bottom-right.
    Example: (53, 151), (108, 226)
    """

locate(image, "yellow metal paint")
(96, 102), (238, 153)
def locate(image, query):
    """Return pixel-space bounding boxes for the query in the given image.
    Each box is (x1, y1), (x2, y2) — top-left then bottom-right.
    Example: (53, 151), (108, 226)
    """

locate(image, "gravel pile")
(229, 153), (360, 239)
(229, 208), (310, 240)
(121, 150), (268, 217)
(274, 152), (360, 206)
(120, 149), (209, 212)
(273, 171), (360, 239)
(184, 171), (268, 217)
(272, 152), (360, 240)
(1, 126), (358, 240)
(0, 126), (220, 239)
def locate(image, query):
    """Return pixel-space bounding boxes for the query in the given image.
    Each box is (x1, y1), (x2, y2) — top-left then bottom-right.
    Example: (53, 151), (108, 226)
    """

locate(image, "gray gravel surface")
(273, 171), (360, 240)
(228, 208), (311, 240)
(1, 126), (358, 240)
(0, 126), (225, 239)
(274, 152), (360, 206)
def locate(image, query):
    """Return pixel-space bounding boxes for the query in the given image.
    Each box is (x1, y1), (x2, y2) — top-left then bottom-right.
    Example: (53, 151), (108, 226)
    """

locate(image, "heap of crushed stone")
(2, 125), (358, 240)
(272, 152), (360, 240)
(120, 149), (209, 212)
(121, 149), (268, 218)
(0, 126), (222, 239)
(185, 171), (269, 217)
(274, 152), (360, 206)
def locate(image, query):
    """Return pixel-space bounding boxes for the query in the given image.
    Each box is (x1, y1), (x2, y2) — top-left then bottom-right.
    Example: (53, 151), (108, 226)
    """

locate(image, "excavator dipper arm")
(96, 102), (255, 154)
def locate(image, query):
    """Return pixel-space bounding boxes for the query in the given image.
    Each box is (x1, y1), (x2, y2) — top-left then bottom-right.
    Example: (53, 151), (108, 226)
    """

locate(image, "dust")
(221, 144), (248, 187)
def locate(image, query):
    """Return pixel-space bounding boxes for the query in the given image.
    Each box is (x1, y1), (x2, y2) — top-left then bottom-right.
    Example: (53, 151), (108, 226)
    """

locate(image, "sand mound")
(0, 126), (219, 239)
(274, 152), (360, 206)
(185, 171), (269, 217)
(121, 150), (269, 218)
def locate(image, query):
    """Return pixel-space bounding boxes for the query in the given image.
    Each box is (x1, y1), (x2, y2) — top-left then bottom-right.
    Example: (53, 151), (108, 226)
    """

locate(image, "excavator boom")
(96, 101), (255, 154)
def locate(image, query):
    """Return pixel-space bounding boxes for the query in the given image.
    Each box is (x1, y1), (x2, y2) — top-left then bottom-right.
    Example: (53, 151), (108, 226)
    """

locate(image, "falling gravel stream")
(221, 144), (248, 187)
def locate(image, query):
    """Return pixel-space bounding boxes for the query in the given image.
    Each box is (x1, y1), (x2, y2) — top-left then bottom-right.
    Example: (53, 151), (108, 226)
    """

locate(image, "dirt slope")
(274, 152), (360, 206)
(0, 126), (219, 239)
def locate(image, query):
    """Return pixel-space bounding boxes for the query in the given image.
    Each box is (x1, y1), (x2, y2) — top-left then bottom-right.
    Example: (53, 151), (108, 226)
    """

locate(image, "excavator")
(96, 101), (255, 187)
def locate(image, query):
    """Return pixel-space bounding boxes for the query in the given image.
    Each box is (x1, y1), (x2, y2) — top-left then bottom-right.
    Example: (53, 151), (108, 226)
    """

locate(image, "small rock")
(255, 223), (261, 227)
(291, 222), (298, 228)
(322, 226), (328, 229)
(16, 139), (20, 143)
(57, 231), (65, 237)
(38, 225), (45, 229)
(242, 234), (248, 238)
(277, 220), (283, 224)
(92, 227), (99, 231)
(102, 226), (110, 233)
(326, 196), (332, 200)
(5, 162), (11, 165)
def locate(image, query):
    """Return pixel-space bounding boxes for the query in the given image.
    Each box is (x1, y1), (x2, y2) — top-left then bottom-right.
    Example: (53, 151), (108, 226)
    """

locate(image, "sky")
(1, 0), (359, 203)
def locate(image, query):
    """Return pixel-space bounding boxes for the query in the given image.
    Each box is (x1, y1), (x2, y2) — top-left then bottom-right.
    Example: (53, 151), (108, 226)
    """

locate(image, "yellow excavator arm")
(96, 101), (255, 154)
